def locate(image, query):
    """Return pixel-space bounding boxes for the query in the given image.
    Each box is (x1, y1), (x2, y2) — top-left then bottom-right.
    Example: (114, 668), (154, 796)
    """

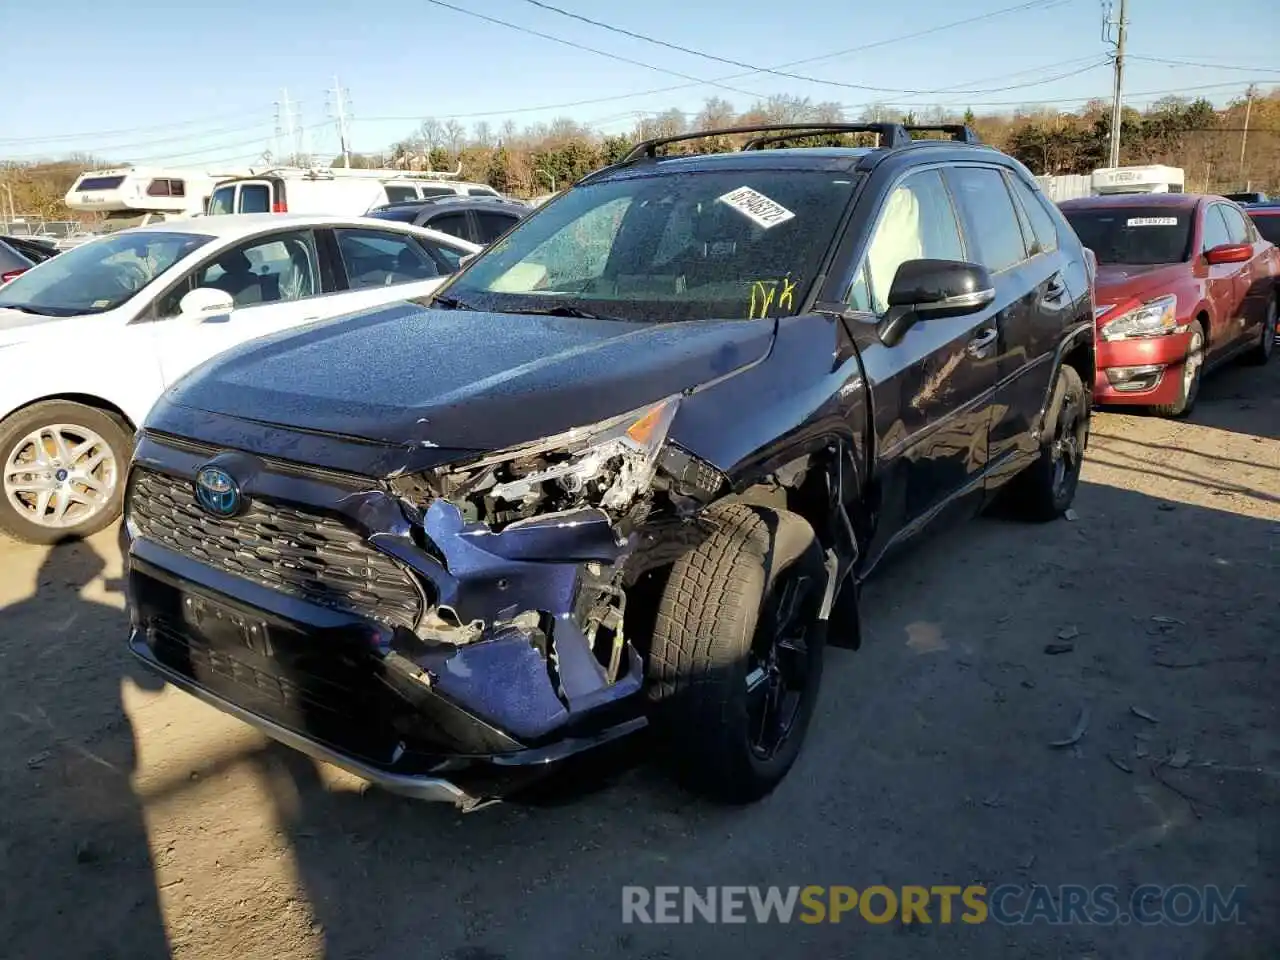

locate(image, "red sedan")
(1060, 194), (1278, 416)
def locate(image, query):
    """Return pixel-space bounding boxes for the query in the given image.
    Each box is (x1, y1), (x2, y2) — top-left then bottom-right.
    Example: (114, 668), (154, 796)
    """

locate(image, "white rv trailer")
(63, 165), (253, 229)
(1090, 165), (1185, 195)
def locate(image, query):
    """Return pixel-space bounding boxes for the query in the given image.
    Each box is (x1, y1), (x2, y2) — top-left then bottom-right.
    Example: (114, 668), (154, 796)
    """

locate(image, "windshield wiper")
(505, 304), (623, 321)
(0, 304), (53, 316)
(431, 294), (473, 310)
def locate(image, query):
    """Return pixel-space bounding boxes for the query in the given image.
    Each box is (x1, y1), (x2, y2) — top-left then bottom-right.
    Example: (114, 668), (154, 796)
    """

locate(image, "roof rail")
(901, 124), (981, 144)
(740, 124), (914, 150)
(621, 123), (913, 162)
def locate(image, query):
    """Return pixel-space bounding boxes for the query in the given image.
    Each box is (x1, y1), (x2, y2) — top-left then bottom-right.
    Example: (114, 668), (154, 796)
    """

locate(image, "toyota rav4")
(123, 123), (1095, 809)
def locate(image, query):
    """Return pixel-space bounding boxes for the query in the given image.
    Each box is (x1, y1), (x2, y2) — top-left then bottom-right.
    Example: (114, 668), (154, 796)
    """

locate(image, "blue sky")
(1, 0), (1276, 168)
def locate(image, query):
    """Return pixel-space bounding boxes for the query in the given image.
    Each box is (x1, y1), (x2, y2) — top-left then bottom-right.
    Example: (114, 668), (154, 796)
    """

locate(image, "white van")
(206, 168), (501, 217)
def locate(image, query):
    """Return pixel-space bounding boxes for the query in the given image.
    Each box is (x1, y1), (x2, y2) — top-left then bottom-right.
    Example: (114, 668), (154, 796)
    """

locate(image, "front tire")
(1006, 364), (1089, 522)
(0, 401), (131, 545)
(1152, 320), (1205, 417)
(646, 504), (827, 803)
(1243, 295), (1276, 366)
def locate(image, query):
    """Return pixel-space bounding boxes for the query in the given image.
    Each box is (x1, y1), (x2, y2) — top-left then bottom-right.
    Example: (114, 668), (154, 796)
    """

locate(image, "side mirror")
(1204, 242), (1251, 265)
(178, 286), (234, 319)
(877, 259), (996, 347)
(459, 251), (479, 268)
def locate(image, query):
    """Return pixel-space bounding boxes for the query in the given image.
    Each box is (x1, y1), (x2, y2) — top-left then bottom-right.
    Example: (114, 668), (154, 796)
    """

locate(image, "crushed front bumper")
(124, 432), (652, 808)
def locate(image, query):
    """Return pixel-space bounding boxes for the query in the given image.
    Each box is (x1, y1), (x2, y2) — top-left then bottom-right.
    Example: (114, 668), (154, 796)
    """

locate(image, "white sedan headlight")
(1099, 294), (1180, 341)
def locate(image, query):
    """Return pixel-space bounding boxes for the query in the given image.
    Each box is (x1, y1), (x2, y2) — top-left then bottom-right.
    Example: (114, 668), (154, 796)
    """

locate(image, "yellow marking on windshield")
(778, 275), (797, 312)
(748, 275), (797, 319)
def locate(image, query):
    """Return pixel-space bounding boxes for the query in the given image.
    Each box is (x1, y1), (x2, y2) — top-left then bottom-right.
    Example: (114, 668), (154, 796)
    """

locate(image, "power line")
(3, 118), (275, 161)
(1127, 55), (1280, 75)
(515, 0), (1078, 95)
(874, 78), (1257, 109)
(394, 0), (1073, 121)
(421, 0), (763, 98)
(356, 58), (1107, 132)
(0, 107), (270, 146)
(492, 0), (1075, 95)
(125, 125), (322, 165)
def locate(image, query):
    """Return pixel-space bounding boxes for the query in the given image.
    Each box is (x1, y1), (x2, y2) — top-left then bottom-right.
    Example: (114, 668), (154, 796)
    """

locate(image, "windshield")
(0, 230), (211, 317)
(209, 186), (236, 215)
(1063, 207), (1193, 265)
(445, 170), (858, 322)
(1249, 214), (1280, 245)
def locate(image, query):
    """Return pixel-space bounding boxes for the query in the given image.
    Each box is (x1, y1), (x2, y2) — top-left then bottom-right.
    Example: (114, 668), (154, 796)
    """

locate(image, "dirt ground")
(0, 360), (1277, 960)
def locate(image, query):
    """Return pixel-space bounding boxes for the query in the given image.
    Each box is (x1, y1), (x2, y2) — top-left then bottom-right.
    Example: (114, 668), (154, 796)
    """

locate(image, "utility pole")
(1240, 83), (1257, 187)
(274, 89), (298, 165)
(326, 77), (353, 168)
(1102, 0), (1128, 168)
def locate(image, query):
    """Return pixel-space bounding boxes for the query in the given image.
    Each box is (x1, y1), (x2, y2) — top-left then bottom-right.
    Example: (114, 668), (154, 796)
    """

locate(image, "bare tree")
(695, 97), (735, 131)
(443, 119), (467, 159)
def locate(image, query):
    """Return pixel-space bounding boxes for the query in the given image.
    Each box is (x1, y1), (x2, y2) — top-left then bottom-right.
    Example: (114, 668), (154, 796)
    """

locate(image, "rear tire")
(1152, 319), (1205, 417)
(1005, 364), (1089, 522)
(0, 401), (131, 545)
(1243, 295), (1276, 366)
(646, 504), (827, 803)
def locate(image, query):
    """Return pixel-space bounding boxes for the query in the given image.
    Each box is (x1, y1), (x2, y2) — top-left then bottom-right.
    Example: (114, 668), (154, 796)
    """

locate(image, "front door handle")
(967, 328), (998, 358)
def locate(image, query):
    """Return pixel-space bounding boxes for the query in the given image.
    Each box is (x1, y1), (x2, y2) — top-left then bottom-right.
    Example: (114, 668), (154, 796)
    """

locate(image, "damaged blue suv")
(124, 123), (1094, 809)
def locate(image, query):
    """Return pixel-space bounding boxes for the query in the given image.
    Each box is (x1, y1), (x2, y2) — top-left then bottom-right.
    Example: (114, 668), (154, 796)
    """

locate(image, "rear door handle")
(967, 328), (998, 358)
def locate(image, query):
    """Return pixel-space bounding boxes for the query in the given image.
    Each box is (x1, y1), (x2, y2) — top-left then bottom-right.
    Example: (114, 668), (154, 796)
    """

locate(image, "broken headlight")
(438, 397), (682, 526)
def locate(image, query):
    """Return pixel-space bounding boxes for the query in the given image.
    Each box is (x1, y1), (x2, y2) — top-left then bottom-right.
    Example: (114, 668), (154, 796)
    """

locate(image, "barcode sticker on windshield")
(718, 186), (796, 229)
(1127, 217), (1178, 226)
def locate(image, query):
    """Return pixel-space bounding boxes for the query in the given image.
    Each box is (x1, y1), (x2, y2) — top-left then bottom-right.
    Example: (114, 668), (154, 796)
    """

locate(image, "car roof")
(1244, 201), (1280, 214)
(375, 195), (524, 211)
(1059, 193), (1203, 211)
(97, 213), (483, 252)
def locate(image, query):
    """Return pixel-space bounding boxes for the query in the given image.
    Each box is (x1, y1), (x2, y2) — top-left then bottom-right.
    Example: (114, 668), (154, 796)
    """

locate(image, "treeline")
(371, 90), (1280, 196)
(4, 89), (1278, 222)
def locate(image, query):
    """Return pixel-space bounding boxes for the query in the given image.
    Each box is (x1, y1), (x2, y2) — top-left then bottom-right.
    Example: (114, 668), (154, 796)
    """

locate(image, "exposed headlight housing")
(1099, 294), (1181, 341)
(434, 397), (683, 527)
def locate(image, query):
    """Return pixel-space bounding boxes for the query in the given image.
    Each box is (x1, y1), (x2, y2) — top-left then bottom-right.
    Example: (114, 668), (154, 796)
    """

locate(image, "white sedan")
(0, 213), (478, 543)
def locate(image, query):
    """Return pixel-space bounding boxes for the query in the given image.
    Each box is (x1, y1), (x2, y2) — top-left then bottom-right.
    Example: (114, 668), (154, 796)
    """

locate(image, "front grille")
(129, 469), (422, 628)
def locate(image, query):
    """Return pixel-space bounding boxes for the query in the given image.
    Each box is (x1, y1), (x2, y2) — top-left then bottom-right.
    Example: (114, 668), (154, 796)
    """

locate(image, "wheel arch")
(1036, 321), (1095, 436)
(1, 393), (138, 434)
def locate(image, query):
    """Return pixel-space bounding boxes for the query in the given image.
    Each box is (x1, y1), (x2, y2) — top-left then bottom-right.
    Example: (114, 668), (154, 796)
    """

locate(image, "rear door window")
(946, 167), (1028, 273)
(474, 211), (519, 243)
(423, 212), (472, 242)
(334, 228), (442, 288)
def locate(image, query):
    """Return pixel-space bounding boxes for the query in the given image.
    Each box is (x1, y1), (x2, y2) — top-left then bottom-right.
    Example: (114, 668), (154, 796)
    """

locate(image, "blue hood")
(163, 302), (775, 454)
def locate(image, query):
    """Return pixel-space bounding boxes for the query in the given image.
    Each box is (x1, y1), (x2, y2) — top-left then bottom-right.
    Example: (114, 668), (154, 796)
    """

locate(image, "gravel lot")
(1, 360), (1277, 960)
